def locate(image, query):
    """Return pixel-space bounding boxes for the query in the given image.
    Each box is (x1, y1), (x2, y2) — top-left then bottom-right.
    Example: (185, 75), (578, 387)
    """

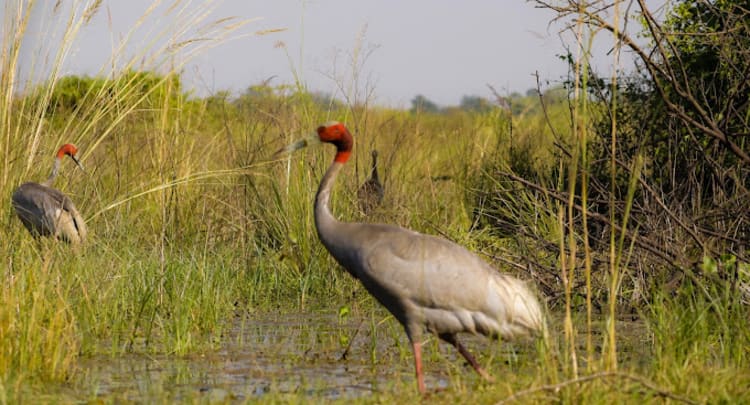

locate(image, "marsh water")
(29, 312), (650, 402)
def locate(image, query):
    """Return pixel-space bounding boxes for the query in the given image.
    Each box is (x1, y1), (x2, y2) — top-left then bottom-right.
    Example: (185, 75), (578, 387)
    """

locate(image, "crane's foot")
(476, 367), (495, 382)
(412, 341), (427, 394)
(440, 333), (496, 382)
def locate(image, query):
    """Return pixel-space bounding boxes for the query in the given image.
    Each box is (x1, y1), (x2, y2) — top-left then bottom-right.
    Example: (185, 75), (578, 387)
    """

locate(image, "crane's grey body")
(322, 220), (540, 338)
(12, 182), (87, 244)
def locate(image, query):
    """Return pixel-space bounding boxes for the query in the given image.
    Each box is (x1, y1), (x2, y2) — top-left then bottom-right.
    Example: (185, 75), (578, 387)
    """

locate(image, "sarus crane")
(357, 149), (384, 215)
(12, 143), (88, 244)
(277, 122), (544, 394)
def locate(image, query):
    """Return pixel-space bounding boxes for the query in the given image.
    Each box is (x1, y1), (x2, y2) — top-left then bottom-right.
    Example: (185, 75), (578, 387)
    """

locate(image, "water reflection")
(76, 312), (443, 401)
(69, 312), (638, 402)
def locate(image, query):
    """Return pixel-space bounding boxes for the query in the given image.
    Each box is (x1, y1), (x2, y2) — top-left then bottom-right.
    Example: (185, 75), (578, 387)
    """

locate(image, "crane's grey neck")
(315, 161), (348, 251)
(370, 153), (379, 182)
(43, 157), (62, 186)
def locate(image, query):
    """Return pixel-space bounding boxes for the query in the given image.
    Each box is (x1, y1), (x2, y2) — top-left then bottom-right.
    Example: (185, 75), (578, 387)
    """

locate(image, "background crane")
(12, 143), (88, 244)
(357, 149), (384, 215)
(277, 122), (544, 394)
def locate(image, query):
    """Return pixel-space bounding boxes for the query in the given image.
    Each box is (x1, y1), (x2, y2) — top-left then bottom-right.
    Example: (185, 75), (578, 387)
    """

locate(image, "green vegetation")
(1, 0), (748, 403)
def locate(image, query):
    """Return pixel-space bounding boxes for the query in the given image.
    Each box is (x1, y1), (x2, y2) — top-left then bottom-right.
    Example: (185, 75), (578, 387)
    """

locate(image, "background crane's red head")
(56, 144), (79, 159)
(56, 143), (84, 170)
(317, 121), (353, 163)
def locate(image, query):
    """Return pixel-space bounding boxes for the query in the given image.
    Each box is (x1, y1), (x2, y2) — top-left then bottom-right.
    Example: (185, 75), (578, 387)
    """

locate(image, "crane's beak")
(273, 133), (321, 159)
(71, 155), (85, 172)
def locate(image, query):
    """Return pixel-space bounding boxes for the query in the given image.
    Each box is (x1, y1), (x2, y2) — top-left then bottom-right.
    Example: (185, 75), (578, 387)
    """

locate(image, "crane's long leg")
(439, 334), (495, 382)
(411, 341), (426, 394)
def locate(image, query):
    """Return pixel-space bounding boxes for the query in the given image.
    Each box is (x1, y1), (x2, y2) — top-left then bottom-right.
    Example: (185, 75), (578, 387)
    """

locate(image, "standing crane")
(12, 143), (88, 244)
(277, 122), (544, 394)
(357, 149), (384, 215)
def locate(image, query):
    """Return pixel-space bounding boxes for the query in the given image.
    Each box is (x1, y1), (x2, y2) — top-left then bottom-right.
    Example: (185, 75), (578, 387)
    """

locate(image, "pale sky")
(14, 0), (666, 107)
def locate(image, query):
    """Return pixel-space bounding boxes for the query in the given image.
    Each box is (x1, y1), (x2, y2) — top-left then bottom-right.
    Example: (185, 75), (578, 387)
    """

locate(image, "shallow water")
(72, 312), (453, 402)
(28, 312), (647, 402)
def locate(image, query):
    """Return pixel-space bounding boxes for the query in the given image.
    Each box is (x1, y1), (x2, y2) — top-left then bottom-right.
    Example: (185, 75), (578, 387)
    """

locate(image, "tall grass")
(0, 2), (499, 391)
(467, 1), (749, 402)
(0, 0), (257, 384)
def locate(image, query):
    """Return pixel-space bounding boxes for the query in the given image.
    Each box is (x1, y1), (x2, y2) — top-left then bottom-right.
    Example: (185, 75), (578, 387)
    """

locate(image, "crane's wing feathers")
(362, 227), (495, 308)
(12, 185), (50, 236)
(12, 182), (86, 243)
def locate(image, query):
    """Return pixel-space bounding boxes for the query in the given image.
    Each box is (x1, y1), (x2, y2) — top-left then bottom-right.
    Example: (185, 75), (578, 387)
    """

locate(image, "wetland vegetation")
(1, 0), (749, 403)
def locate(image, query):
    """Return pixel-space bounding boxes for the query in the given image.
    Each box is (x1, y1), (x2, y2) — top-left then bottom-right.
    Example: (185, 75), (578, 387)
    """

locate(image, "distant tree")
(525, 88), (539, 97)
(309, 91), (343, 109)
(43, 75), (108, 113)
(410, 94), (439, 113)
(33, 70), (182, 115)
(234, 83), (279, 112)
(241, 83), (275, 100)
(204, 90), (232, 111)
(459, 95), (492, 112)
(541, 86), (567, 104)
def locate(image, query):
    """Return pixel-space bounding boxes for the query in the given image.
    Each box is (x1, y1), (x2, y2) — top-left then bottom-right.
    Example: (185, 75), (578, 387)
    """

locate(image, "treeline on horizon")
(25, 69), (567, 116)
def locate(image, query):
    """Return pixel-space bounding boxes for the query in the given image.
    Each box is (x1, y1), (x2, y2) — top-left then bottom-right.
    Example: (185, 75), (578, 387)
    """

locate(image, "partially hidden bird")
(12, 143), (88, 244)
(357, 149), (384, 215)
(277, 122), (544, 394)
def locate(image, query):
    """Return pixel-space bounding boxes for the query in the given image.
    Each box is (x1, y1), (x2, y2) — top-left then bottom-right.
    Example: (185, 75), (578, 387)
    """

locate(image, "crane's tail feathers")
(55, 210), (84, 244)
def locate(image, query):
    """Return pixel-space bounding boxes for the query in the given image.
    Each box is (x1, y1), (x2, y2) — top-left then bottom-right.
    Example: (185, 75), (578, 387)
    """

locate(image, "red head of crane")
(12, 143), (88, 244)
(277, 122), (544, 394)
